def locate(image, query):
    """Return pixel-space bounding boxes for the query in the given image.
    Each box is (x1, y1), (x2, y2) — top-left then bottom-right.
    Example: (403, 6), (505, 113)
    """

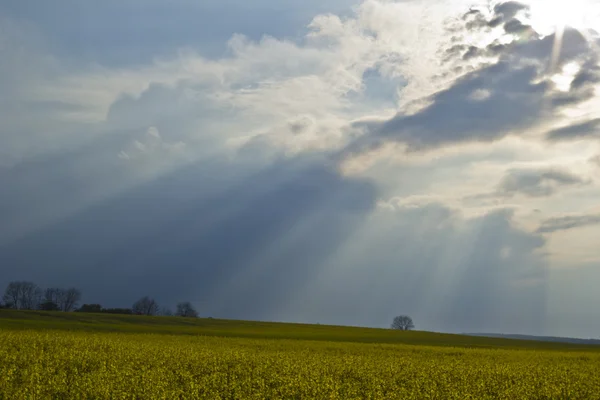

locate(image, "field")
(1, 310), (600, 399)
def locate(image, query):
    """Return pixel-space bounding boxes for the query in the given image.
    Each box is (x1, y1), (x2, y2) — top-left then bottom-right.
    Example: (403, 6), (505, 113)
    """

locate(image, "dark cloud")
(0, 169), (551, 333)
(462, 45), (482, 60)
(464, 12), (489, 31)
(443, 44), (467, 61)
(537, 214), (600, 234)
(487, 16), (504, 28)
(493, 1), (529, 21)
(288, 116), (315, 135)
(498, 168), (586, 197)
(347, 61), (550, 154)
(0, 154), (378, 320)
(462, 2), (529, 31)
(503, 19), (532, 34)
(546, 118), (600, 141)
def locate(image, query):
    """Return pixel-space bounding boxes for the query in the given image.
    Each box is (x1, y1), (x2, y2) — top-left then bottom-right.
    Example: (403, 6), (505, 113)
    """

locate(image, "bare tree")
(59, 288), (82, 312)
(391, 315), (415, 331)
(41, 287), (81, 312)
(44, 288), (60, 303)
(2, 281), (42, 310)
(132, 296), (159, 316)
(2, 282), (20, 309)
(175, 302), (198, 318)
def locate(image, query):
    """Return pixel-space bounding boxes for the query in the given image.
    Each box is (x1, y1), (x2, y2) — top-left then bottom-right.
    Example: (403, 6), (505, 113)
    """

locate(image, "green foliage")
(1, 330), (599, 399)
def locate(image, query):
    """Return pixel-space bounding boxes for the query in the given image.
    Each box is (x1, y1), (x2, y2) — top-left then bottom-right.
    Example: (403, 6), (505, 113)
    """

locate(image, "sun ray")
(549, 25), (565, 74)
(524, 0), (593, 72)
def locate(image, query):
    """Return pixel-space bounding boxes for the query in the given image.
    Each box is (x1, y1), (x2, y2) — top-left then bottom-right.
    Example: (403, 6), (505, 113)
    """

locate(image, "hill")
(468, 333), (600, 345)
(1, 309), (599, 352)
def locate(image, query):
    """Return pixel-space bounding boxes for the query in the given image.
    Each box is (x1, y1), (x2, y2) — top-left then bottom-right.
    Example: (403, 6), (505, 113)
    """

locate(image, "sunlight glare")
(528, 0), (596, 36)
(551, 62), (581, 91)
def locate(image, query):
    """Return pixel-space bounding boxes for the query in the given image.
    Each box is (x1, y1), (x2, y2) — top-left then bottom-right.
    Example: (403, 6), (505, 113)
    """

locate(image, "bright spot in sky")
(528, 0), (600, 35)
(551, 62), (581, 91)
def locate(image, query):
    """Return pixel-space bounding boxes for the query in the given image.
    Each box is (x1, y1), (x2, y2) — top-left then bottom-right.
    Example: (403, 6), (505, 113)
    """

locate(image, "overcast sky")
(1, 0), (600, 338)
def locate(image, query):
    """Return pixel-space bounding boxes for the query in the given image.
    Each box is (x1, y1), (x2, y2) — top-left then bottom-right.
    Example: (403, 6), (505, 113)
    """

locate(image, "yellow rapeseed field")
(1, 329), (600, 399)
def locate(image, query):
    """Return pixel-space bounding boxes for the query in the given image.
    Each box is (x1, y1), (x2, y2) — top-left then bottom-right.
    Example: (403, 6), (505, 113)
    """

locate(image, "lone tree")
(175, 302), (198, 318)
(391, 315), (414, 331)
(132, 296), (159, 316)
(2, 281), (42, 310)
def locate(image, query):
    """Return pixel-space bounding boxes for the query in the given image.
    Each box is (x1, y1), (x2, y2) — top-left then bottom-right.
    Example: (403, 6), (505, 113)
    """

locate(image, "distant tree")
(161, 307), (174, 317)
(132, 296), (159, 316)
(391, 315), (415, 331)
(42, 287), (81, 312)
(102, 308), (133, 315)
(2, 301), (14, 309)
(38, 300), (60, 311)
(59, 288), (82, 312)
(175, 302), (198, 318)
(77, 304), (103, 313)
(2, 283), (19, 309)
(44, 288), (60, 304)
(2, 281), (42, 310)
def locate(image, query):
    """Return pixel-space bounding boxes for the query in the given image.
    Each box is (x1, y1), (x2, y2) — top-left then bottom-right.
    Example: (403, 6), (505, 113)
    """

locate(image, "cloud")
(2, 0), (600, 337)
(537, 214), (600, 233)
(462, 2), (531, 31)
(0, 177), (553, 333)
(117, 126), (187, 162)
(0, 156), (378, 318)
(340, 3), (600, 164)
(497, 168), (587, 197)
(348, 61), (550, 153)
(546, 118), (600, 141)
(493, 1), (529, 21)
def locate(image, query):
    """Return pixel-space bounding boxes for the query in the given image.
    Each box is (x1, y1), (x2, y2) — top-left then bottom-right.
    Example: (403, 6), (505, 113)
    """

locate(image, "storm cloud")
(1, 0), (600, 337)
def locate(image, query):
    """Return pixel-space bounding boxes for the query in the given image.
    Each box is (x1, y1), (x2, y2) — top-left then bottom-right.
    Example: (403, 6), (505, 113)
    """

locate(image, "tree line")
(2, 281), (413, 329)
(0, 281), (198, 318)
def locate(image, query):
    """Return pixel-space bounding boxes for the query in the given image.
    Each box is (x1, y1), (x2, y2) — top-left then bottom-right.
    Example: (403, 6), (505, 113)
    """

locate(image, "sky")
(1, 0), (599, 338)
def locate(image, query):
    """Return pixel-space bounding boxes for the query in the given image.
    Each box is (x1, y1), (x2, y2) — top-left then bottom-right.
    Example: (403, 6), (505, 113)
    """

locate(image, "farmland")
(1, 310), (600, 399)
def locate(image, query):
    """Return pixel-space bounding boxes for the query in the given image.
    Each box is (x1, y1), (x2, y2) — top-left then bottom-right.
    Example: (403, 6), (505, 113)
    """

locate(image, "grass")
(1, 309), (598, 351)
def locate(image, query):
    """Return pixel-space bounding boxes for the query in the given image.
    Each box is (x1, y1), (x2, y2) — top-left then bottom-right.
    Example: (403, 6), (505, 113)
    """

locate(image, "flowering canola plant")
(1, 330), (599, 399)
